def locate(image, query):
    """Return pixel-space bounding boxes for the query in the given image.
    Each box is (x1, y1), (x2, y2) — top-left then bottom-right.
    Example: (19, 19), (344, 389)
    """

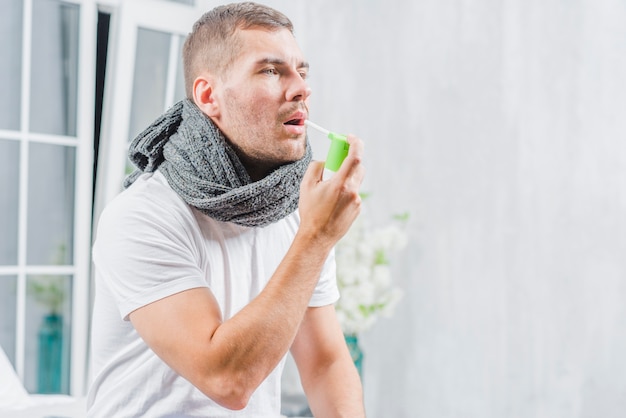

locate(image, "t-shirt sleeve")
(308, 247), (340, 307)
(92, 186), (208, 320)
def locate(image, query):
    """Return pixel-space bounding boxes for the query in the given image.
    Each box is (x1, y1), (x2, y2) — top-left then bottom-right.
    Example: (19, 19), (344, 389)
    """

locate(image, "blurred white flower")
(334, 199), (409, 335)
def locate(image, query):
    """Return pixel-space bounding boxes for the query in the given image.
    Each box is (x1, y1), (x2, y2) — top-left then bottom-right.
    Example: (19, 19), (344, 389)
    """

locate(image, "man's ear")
(193, 74), (220, 118)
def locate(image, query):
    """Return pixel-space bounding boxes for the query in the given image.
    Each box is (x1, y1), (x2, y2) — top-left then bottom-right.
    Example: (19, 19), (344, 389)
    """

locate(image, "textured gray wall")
(262, 0), (626, 417)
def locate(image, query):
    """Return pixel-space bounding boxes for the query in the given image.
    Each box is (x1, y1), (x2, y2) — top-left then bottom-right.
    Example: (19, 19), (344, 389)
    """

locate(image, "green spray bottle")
(304, 120), (350, 172)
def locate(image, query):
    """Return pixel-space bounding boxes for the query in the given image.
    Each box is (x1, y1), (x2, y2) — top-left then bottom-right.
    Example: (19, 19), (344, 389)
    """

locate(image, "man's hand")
(298, 134), (365, 248)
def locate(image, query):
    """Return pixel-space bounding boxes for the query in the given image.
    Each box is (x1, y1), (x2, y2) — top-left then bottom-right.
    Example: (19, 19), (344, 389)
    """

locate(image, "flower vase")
(37, 313), (63, 393)
(344, 334), (363, 378)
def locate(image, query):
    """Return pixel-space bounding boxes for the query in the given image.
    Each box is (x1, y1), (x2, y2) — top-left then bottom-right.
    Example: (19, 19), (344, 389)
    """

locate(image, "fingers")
(333, 134), (365, 189)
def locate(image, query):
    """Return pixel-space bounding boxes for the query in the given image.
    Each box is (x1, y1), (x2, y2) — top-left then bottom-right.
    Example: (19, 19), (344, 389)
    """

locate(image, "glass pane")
(174, 35), (186, 103)
(27, 143), (75, 265)
(128, 28), (171, 142)
(0, 0), (23, 130)
(25, 274), (72, 394)
(0, 140), (20, 265)
(30, 0), (80, 136)
(0, 276), (18, 367)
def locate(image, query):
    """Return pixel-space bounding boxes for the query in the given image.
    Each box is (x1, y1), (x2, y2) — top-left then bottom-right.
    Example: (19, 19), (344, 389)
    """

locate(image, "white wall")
(261, 0), (626, 417)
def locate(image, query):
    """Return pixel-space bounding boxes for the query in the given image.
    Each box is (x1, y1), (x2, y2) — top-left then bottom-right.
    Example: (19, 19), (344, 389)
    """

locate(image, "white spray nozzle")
(304, 119), (330, 136)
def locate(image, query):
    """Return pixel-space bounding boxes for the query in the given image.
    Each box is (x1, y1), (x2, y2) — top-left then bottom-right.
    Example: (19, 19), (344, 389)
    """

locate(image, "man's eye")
(299, 71), (308, 80)
(263, 68), (278, 76)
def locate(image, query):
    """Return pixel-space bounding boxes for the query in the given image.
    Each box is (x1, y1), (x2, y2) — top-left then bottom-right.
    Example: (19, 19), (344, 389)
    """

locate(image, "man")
(87, 2), (365, 417)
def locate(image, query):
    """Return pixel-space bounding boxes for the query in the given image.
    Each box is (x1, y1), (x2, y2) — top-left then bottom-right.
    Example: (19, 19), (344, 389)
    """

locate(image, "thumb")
(302, 160), (325, 186)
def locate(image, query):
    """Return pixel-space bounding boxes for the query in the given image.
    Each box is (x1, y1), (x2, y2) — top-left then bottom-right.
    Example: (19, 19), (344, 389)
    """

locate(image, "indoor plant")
(334, 196), (409, 376)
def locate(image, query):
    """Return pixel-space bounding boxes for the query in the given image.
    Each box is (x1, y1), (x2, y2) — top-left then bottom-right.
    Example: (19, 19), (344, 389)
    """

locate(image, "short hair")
(182, 2), (294, 98)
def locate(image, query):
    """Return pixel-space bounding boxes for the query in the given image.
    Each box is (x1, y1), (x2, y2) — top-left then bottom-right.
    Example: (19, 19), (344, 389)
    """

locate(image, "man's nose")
(286, 74), (311, 102)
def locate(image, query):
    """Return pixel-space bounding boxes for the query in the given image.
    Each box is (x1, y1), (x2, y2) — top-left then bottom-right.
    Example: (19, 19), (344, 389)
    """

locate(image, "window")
(1, 0), (212, 397)
(0, 0), (94, 395)
(94, 0), (196, 217)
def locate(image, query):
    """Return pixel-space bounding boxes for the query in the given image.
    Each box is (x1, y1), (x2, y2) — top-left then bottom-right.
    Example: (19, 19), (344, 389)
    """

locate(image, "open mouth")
(284, 118), (304, 126)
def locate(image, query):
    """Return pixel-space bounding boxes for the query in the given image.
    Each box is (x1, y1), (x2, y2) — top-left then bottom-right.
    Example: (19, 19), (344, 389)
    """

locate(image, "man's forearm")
(292, 306), (366, 418)
(304, 356), (365, 418)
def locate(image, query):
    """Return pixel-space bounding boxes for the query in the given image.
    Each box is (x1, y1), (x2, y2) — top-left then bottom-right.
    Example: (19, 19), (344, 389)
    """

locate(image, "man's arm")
(291, 305), (366, 418)
(128, 135), (365, 410)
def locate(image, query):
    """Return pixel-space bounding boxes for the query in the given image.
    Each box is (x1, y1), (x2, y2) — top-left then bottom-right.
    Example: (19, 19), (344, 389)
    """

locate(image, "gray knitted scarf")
(124, 99), (312, 227)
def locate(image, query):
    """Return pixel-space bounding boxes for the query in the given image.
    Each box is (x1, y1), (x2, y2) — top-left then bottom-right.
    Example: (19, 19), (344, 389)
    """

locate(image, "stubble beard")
(229, 111), (307, 166)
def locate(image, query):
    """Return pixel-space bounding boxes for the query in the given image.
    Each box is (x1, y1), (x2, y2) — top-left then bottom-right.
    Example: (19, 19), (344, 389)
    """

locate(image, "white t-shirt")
(87, 171), (339, 418)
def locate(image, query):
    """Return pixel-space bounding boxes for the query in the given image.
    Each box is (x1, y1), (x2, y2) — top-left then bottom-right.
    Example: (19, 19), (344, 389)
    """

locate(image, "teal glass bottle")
(37, 313), (63, 393)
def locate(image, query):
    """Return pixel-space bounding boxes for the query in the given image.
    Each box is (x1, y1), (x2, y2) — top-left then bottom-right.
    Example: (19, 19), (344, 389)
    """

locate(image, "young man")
(87, 2), (366, 417)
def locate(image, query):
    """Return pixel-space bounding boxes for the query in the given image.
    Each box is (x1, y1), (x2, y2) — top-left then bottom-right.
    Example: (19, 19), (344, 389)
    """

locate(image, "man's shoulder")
(98, 171), (193, 231)
(108, 171), (185, 211)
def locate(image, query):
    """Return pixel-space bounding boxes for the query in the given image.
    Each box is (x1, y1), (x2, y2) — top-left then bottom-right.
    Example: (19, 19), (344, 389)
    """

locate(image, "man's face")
(211, 28), (311, 177)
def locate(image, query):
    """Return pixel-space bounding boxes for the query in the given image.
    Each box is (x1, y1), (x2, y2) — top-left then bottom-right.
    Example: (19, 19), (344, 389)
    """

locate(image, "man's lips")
(283, 115), (306, 136)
